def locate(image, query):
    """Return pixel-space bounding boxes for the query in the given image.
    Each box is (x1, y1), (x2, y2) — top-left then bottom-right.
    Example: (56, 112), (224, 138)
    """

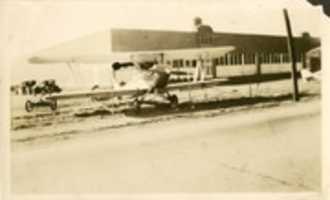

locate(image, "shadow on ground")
(79, 92), (317, 118)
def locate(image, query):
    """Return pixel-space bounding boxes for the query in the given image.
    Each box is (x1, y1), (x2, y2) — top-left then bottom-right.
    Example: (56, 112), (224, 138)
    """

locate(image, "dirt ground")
(10, 79), (321, 193)
(11, 96), (321, 193)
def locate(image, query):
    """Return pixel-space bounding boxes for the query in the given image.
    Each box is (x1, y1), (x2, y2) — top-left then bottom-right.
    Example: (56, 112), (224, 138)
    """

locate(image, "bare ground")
(11, 95), (321, 193)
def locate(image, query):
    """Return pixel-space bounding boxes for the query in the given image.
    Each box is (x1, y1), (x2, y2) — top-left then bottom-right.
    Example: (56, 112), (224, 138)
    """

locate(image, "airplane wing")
(131, 46), (235, 61)
(167, 78), (229, 91)
(29, 46), (235, 64)
(46, 87), (147, 101)
(29, 54), (131, 64)
(46, 78), (229, 101)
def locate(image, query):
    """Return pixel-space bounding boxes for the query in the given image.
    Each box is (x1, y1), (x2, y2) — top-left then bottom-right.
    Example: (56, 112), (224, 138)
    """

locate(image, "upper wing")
(46, 88), (147, 100)
(29, 46), (235, 64)
(29, 53), (131, 64)
(147, 46), (235, 60)
(131, 46), (235, 62)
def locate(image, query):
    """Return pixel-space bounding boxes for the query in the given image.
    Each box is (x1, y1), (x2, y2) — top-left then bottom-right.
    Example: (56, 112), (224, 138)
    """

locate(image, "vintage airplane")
(26, 46), (235, 112)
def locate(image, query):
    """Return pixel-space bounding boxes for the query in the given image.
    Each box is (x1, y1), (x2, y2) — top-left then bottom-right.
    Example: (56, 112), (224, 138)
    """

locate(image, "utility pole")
(283, 9), (300, 102)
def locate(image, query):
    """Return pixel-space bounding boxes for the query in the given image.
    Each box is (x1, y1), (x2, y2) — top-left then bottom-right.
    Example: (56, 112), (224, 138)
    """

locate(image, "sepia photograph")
(1, 0), (329, 198)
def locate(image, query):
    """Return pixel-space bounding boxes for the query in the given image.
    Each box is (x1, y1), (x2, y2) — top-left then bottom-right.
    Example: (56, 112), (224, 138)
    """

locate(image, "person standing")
(194, 17), (217, 78)
(194, 54), (207, 82)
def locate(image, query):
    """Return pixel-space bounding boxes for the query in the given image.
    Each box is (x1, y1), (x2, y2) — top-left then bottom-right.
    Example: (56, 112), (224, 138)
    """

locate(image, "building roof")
(110, 28), (320, 54)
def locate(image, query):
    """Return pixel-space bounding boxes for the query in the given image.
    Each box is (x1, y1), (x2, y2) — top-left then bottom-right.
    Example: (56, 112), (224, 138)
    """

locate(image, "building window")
(264, 53), (269, 64)
(213, 58), (219, 66)
(173, 60), (179, 68)
(192, 60), (197, 67)
(245, 53), (251, 64)
(185, 60), (190, 67)
(232, 54), (236, 65)
(274, 54), (280, 63)
(219, 57), (224, 65)
(179, 59), (184, 67)
(237, 54), (242, 65)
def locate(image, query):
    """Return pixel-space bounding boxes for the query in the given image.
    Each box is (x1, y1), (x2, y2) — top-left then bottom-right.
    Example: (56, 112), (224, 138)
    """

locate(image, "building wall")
(110, 28), (321, 81)
(111, 28), (320, 56)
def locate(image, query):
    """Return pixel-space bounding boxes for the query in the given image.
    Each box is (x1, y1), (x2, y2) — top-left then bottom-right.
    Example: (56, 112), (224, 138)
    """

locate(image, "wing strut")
(67, 62), (83, 87)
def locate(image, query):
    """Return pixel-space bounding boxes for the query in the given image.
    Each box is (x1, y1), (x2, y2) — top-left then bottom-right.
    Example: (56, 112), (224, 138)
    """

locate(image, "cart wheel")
(168, 94), (178, 109)
(25, 100), (34, 112)
(50, 100), (58, 111)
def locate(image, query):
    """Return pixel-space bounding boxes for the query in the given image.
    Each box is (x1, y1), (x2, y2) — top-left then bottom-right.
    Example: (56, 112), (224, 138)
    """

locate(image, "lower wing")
(46, 87), (148, 101)
(166, 78), (228, 91)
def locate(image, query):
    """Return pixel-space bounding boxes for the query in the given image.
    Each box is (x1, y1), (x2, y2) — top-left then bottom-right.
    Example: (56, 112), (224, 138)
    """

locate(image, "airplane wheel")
(49, 100), (58, 111)
(90, 85), (100, 102)
(190, 103), (196, 110)
(132, 99), (141, 113)
(168, 95), (178, 109)
(25, 100), (34, 112)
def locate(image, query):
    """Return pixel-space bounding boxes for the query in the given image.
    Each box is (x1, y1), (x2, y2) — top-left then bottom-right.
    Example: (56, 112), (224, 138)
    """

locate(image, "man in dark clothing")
(194, 17), (214, 47)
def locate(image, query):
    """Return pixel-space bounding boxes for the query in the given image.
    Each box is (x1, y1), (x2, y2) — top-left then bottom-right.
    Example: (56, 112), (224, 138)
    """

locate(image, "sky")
(0, 0), (323, 86)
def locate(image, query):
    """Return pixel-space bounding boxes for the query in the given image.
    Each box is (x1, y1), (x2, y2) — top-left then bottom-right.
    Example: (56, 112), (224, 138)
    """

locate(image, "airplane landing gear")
(167, 94), (178, 109)
(129, 92), (179, 113)
(132, 99), (141, 113)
